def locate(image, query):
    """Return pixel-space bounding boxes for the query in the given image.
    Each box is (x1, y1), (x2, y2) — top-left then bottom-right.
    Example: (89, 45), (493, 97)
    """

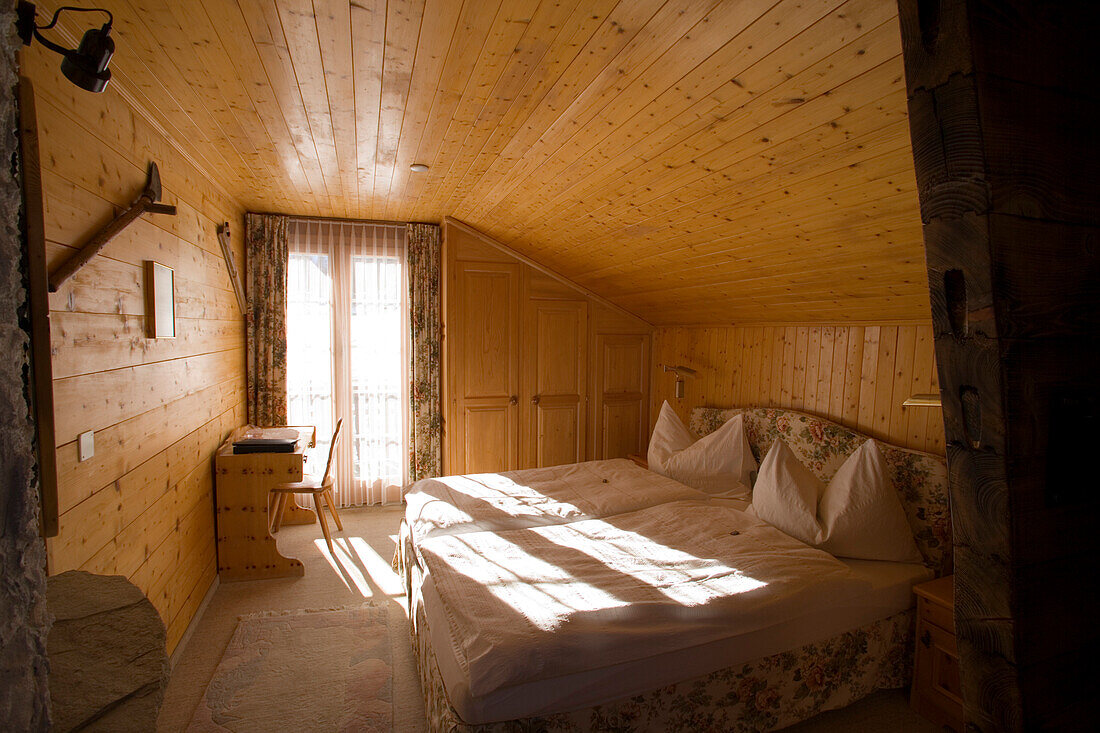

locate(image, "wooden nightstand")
(911, 575), (964, 732)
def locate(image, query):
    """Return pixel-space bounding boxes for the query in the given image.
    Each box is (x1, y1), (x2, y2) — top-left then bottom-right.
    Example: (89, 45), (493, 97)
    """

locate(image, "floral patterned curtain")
(245, 213), (289, 427)
(407, 222), (442, 483)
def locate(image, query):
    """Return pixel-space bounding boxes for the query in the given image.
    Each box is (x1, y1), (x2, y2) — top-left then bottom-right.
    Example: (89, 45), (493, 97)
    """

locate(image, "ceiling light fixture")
(410, 163), (429, 173)
(16, 2), (115, 93)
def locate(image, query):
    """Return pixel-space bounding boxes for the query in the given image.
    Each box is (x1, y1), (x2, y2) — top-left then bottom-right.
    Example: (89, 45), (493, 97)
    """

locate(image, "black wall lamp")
(16, 2), (115, 93)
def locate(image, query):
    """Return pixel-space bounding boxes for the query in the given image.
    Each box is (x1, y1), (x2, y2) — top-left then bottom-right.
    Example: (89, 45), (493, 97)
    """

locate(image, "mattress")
(403, 458), (713, 546)
(419, 556), (930, 725)
(416, 500), (931, 724)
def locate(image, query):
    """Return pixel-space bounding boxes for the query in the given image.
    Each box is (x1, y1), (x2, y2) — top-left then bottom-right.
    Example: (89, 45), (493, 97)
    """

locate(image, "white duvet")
(419, 499), (872, 698)
(404, 459), (710, 545)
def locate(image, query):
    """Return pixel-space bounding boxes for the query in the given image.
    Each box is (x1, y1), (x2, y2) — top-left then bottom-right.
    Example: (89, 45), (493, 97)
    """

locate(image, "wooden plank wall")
(24, 47), (247, 653)
(652, 323), (944, 454)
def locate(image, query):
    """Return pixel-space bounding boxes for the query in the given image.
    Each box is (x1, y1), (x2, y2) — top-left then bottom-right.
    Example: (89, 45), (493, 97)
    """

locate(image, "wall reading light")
(660, 364), (697, 399)
(16, 2), (115, 93)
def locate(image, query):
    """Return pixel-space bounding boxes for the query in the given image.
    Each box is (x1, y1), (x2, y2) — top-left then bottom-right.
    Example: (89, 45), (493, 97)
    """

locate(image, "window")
(286, 220), (408, 506)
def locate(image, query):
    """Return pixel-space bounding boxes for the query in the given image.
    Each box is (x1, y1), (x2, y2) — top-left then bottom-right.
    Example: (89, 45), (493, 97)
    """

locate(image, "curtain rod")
(284, 214), (408, 229)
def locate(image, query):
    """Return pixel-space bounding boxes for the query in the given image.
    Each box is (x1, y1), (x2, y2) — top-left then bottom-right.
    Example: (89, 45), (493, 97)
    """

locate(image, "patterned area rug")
(188, 604), (392, 732)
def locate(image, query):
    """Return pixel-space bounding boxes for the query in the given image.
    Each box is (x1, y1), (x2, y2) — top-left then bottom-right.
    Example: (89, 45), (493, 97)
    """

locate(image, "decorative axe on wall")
(48, 161), (176, 292)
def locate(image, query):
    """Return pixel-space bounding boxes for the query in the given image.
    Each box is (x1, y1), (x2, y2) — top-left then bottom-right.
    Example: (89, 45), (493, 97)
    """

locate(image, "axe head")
(144, 161), (162, 202)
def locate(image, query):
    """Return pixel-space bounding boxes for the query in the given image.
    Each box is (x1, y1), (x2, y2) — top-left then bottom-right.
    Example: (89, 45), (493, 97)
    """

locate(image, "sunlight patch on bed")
(429, 519), (769, 625)
(416, 495), (476, 525)
(439, 534), (627, 629)
(429, 475), (582, 518)
(547, 520), (769, 605)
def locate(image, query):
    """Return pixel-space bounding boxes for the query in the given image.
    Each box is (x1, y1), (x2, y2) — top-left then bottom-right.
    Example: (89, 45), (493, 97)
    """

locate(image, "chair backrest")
(321, 418), (343, 488)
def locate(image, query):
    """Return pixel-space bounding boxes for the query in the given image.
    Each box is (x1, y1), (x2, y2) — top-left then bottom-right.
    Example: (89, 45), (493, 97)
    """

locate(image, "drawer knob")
(920, 630), (932, 648)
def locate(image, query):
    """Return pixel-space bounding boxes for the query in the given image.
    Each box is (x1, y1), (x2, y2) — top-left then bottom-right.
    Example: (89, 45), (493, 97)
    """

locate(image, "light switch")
(78, 430), (94, 462)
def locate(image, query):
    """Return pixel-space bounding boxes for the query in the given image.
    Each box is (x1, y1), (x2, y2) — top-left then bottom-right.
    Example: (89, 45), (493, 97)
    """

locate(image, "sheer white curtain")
(286, 219), (408, 506)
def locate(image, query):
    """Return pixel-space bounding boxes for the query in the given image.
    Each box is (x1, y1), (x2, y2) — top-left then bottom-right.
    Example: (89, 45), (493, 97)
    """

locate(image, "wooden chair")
(270, 418), (344, 555)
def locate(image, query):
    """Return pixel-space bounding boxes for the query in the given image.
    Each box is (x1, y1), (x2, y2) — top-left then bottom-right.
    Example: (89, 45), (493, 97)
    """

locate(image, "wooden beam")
(18, 77), (58, 538)
(897, 0), (1100, 729)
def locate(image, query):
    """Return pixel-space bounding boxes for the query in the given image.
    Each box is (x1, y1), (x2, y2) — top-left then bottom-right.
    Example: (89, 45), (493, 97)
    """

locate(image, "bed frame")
(400, 406), (951, 732)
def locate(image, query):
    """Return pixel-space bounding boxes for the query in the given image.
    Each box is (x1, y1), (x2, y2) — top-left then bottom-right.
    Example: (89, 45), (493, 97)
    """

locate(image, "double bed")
(398, 407), (951, 731)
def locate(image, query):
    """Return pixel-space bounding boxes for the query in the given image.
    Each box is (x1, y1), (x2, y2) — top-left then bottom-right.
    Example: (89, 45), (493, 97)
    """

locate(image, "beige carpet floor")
(159, 505), (424, 732)
(187, 605), (394, 731)
(159, 505), (935, 732)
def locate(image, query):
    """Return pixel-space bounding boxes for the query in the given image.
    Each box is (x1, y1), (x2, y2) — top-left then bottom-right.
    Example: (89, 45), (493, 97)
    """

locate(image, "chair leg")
(323, 489), (344, 531)
(314, 494), (335, 556)
(276, 493), (289, 532)
(271, 493), (289, 534)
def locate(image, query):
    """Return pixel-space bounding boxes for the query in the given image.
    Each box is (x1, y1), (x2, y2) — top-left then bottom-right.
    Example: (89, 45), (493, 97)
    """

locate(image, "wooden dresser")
(911, 575), (964, 731)
(214, 426), (315, 581)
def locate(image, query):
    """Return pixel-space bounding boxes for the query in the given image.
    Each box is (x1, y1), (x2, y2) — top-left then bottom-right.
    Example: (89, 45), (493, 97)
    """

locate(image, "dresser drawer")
(919, 595), (955, 635)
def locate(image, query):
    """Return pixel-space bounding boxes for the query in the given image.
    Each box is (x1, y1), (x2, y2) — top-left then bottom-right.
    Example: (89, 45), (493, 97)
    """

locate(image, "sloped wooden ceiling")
(35, 0), (927, 325)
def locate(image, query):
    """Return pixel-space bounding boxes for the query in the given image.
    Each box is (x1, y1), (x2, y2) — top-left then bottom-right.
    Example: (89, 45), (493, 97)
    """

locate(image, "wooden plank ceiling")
(38, 0), (928, 325)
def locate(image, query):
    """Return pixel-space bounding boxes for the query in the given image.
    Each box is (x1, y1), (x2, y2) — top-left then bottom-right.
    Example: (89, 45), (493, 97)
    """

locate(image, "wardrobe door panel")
(462, 405), (515, 474)
(524, 300), (587, 468)
(602, 400), (643, 459)
(594, 333), (650, 459)
(452, 262), (520, 474)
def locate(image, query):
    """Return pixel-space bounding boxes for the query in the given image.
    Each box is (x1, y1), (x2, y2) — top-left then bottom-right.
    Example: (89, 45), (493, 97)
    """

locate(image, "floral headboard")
(691, 407), (952, 576)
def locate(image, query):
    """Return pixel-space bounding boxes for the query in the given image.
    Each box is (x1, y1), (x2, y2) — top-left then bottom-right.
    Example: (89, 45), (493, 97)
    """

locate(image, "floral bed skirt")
(401, 525), (916, 733)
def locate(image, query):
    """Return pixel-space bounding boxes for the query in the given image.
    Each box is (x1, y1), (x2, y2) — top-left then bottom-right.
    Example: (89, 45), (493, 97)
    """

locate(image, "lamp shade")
(61, 25), (114, 93)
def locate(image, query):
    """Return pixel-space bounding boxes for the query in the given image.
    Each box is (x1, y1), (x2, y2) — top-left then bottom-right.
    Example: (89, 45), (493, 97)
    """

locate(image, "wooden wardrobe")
(443, 219), (652, 475)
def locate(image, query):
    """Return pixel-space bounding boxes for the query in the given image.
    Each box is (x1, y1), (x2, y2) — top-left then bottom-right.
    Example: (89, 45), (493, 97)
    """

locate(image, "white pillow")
(817, 440), (923, 562)
(752, 438), (922, 563)
(749, 439), (824, 545)
(647, 401), (756, 499)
